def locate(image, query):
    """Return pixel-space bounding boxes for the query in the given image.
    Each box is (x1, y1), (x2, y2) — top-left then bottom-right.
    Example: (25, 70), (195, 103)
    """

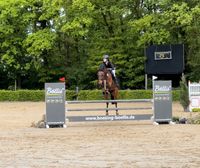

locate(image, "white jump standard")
(45, 83), (66, 128)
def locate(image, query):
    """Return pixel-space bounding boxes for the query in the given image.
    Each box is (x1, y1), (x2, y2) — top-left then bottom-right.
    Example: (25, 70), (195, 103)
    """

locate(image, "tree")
(0, 0), (32, 88)
(1, 0), (200, 90)
(179, 74), (189, 112)
(86, 0), (146, 89)
(54, 0), (94, 89)
(23, 0), (61, 83)
(185, 6), (200, 81)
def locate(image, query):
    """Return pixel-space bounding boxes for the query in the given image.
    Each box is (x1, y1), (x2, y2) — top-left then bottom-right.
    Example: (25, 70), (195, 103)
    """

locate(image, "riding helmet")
(103, 54), (109, 59)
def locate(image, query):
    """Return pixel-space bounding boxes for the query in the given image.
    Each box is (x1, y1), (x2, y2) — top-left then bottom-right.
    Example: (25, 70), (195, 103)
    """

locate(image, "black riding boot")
(114, 76), (120, 88)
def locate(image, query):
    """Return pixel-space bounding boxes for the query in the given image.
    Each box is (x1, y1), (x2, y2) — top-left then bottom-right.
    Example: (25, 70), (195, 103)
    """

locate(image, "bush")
(172, 90), (180, 101)
(179, 75), (190, 112)
(66, 90), (77, 100)
(0, 90), (44, 101)
(77, 90), (103, 100)
(187, 114), (200, 124)
(119, 90), (152, 99)
(192, 108), (200, 112)
(172, 116), (180, 123)
(18, 90), (44, 101)
(0, 89), (180, 101)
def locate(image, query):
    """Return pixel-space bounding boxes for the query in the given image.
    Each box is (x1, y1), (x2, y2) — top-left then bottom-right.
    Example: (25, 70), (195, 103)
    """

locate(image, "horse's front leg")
(106, 102), (109, 115)
(104, 91), (109, 115)
(115, 103), (119, 115)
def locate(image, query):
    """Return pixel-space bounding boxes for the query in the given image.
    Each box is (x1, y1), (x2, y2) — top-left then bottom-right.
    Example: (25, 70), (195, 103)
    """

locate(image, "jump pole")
(66, 99), (153, 122)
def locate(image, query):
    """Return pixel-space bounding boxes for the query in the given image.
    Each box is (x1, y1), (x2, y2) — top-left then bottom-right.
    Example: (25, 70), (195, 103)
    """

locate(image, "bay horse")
(97, 68), (119, 115)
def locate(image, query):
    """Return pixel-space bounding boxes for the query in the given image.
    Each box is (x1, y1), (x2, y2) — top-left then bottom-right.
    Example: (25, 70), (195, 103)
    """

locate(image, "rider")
(99, 54), (119, 87)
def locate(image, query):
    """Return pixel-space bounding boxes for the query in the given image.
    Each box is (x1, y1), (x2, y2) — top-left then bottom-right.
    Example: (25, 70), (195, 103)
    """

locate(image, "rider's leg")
(114, 76), (119, 87)
(111, 71), (119, 87)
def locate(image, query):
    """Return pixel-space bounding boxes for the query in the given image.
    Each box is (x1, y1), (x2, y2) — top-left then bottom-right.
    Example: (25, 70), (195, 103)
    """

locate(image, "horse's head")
(97, 69), (113, 88)
(97, 70), (105, 87)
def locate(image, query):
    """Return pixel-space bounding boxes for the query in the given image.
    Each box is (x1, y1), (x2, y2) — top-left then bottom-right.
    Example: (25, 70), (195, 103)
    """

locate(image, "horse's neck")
(104, 71), (113, 88)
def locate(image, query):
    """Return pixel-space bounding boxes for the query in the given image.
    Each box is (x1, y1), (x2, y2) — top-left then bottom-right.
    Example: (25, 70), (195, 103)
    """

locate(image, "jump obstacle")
(66, 99), (153, 122)
(188, 81), (200, 112)
(45, 80), (173, 128)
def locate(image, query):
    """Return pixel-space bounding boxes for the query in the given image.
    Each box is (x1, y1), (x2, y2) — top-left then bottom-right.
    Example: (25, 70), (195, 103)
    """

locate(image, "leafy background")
(0, 0), (200, 90)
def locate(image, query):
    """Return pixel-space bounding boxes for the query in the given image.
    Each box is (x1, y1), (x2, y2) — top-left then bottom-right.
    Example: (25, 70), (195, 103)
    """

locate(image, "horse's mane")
(98, 68), (112, 76)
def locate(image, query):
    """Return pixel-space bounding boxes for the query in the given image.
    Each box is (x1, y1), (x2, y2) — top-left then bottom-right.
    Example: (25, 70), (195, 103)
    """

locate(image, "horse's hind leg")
(115, 103), (119, 115)
(111, 92), (119, 115)
(106, 102), (109, 115)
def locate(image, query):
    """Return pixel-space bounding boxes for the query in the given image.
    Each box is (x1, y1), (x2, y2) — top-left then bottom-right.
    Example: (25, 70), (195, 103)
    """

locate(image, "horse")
(97, 68), (119, 115)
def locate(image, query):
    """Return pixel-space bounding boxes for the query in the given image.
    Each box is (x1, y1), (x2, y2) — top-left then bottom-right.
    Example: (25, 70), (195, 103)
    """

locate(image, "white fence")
(189, 81), (200, 111)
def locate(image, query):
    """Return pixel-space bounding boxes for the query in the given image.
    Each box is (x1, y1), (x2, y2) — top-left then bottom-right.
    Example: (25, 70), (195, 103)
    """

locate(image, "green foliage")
(172, 116), (180, 123)
(24, 29), (57, 57)
(61, 0), (94, 37)
(187, 115), (200, 124)
(1, 0), (200, 89)
(119, 90), (152, 99)
(179, 75), (189, 111)
(192, 108), (200, 112)
(0, 90), (44, 101)
(77, 90), (103, 100)
(172, 90), (180, 102)
(86, 0), (146, 89)
(0, 0), (32, 87)
(185, 6), (200, 81)
(66, 90), (77, 100)
(0, 89), (180, 101)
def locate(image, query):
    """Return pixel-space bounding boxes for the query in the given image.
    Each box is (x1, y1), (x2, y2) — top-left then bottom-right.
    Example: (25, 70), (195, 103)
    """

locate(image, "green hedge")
(0, 90), (44, 101)
(0, 89), (181, 101)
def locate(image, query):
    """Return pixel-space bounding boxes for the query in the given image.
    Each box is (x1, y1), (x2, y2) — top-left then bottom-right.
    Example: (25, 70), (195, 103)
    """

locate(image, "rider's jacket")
(99, 61), (115, 71)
